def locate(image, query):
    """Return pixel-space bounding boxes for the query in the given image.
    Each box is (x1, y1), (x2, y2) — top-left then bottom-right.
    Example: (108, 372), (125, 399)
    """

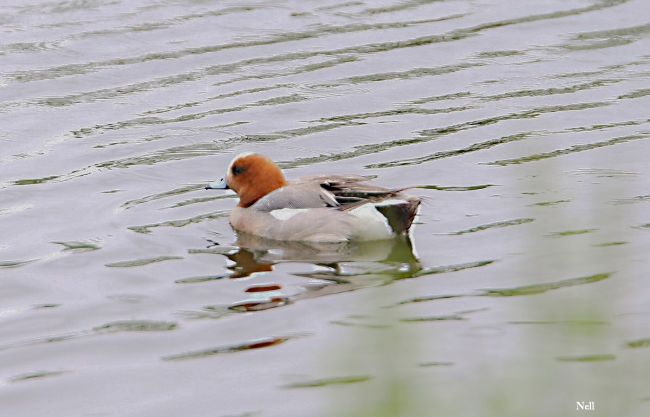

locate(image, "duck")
(205, 153), (420, 242)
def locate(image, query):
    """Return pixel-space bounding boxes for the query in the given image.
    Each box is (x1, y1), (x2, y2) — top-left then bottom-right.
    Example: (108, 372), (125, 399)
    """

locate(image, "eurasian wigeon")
(206, 153), (421, 242)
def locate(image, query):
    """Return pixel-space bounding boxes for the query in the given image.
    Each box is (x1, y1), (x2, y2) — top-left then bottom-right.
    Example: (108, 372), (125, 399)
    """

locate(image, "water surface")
(1, 1), (650, 416)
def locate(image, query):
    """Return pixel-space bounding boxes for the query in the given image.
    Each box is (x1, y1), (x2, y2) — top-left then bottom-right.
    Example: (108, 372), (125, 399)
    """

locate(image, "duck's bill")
(205, 178), (229, 190)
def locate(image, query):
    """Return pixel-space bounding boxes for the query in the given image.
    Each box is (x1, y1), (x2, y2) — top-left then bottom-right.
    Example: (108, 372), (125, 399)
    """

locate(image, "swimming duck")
(205, 153), (420, 242)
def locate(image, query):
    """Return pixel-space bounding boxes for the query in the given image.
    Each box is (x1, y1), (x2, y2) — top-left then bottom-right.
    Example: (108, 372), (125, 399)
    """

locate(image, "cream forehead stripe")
(226, 152), (256, 175)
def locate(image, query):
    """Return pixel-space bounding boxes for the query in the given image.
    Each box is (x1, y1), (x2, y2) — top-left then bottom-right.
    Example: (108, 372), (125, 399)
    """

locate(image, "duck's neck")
(237, 169), (287, 208)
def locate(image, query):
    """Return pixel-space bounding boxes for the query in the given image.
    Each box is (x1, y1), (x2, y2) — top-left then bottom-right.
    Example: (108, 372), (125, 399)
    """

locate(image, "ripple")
(574, 168), (639, 177)
(92, 320), (177, 332)
(163, 336), (295, 361)
(476, 50), (523, 58)
(556, 354), (616, 362)
(330, 320), (390, 329)
(417, 184), (495, 191)
(313, 104), (471, 123)
(127, 210), (228, 234)
(400, 314), (464, 322)
(0, 259), (36, 269)
(447, 218), (534, 235)
(530, 200), (570, 207)
(227, 297), (291, 312)
(9, 370), (66, 383)
(563, 117), (650, 134)
(509, 320), (609, 326)
(408, 91), (472, 105)
(284, 375), (371, 388)
(0, 318), (177, 352)
(412, 260), (495, 278)
(592, 241), (627, 247)
(122, 184), (205, 209)
(483, 272), (612, 297)
(0, 41), (60, 55)
(141, 84), (293, 116)
(105, 256), (183, 267)
(317, 63), (480, 87)
(174, 274), (229, 285)
(567, 22), (650, 50)
(74, 6), (259, 39)
(52, 241), (101, 253)
(479, 79), (620, 102)
(618, 88), (650, 100)
(316, 1), (363, 12)
(418, 362), (454, 367)
(547, 229), (596, 237)
(626, 338), (650, 349)
(397, 272), (613, 305)
(368, 133), (535, 168)
(487, 132), (650, 166)
(400, 307), (488, 323)
(12, 175), (59, 186)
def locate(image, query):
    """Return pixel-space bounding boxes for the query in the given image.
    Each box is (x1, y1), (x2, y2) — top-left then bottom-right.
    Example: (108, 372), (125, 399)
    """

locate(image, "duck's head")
(206, 153), (287, 207)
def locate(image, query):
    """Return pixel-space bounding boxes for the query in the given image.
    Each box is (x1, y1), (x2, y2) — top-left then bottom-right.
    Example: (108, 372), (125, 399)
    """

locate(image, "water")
(1, 0), (650, 416)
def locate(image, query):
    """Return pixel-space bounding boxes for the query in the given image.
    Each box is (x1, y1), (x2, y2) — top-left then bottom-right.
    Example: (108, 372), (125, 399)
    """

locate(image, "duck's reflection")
(225, 247), (273, 279)
(219, 232), (422, 283)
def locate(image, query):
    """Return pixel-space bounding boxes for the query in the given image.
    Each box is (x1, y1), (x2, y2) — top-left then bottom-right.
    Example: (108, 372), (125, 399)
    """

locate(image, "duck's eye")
(232, 165), (244, 175)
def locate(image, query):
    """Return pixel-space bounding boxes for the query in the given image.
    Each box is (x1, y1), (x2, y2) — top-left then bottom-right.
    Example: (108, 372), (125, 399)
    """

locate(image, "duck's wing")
(251, 182), (339, 211)
(252, 175), (410, 211)
(315, 176), (405, 207)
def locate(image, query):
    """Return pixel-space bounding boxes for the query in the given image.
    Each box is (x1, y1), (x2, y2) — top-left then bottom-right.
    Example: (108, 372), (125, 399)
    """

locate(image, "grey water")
(1, 0), (650, 416)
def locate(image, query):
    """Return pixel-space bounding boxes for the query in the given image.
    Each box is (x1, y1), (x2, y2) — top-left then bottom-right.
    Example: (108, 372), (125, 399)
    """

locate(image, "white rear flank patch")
(270, 208), (309, 221)
(349, 203), (394, 240)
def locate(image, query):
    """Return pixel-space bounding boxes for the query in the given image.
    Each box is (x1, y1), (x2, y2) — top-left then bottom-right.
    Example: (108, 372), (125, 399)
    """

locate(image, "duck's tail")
(374, 197), (421, 235)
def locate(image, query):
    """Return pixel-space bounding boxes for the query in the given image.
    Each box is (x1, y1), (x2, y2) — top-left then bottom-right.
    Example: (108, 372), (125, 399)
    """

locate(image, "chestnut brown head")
(206, 153), (287, 208)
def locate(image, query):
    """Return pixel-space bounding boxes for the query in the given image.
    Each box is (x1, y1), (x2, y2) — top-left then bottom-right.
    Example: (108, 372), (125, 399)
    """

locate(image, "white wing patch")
(270, 208), (309, 221)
